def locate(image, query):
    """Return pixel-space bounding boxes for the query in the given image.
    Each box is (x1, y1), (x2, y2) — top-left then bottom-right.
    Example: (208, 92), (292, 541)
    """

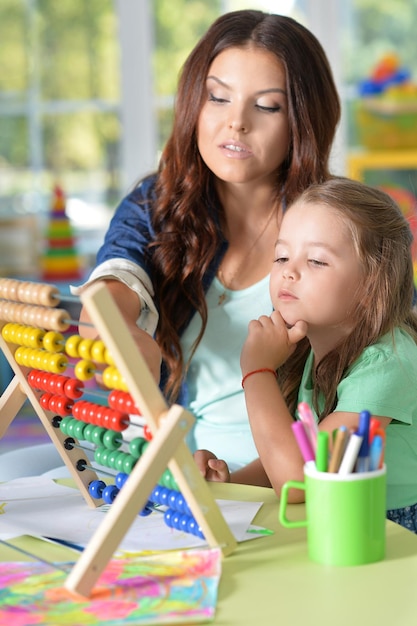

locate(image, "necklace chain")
(217, 207), (276, 305)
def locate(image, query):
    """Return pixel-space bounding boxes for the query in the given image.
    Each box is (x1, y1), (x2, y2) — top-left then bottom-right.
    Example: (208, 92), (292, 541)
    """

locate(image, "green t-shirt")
(298, 327), (417, 510)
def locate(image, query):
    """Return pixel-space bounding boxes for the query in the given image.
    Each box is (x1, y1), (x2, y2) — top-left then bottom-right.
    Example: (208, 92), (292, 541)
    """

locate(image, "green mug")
(279, 461), (386, 566)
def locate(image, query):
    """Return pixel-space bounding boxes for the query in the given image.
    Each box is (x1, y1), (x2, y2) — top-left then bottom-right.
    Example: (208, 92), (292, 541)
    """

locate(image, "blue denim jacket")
(96, 174), (228, 403)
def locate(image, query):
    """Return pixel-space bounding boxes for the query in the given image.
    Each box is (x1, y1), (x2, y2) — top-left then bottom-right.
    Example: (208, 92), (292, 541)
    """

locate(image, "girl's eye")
(274, 256), (288, 264)
(256, 104), (282, 113)
(309, 259), (328, 267)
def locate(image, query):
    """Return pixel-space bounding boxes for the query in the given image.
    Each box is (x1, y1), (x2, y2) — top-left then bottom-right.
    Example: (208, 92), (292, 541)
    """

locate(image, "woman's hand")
(193, 449), (230, 483)
(79, 279), (162, 382)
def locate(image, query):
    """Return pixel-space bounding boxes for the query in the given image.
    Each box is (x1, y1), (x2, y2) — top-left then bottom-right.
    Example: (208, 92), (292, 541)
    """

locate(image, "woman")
(0, 10), (340, 479)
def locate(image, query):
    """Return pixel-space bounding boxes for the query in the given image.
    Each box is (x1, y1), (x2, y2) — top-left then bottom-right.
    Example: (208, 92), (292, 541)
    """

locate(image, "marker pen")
(369, 434), (383, 471)
(291, 421), (315, 463)
(297, 402), (319, 451)
(356, 410), (371, 472)
(315, 431), (329, 472)
(328, 426), (348, 473)
(338, 432), (363, 475)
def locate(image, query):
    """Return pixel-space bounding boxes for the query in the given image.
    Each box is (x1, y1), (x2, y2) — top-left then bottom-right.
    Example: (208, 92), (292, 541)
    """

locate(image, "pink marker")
(291, 421), (315, 463)
(297, 402), (319, 451)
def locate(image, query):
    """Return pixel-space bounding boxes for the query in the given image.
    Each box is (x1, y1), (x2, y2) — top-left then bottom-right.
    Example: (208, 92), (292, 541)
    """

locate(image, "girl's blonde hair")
(278, 177), (417, 419)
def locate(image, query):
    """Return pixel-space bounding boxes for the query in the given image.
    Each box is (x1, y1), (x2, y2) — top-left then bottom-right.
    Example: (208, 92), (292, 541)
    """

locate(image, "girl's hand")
(241, 309), (307, 373)
(193, 449), (230, 483)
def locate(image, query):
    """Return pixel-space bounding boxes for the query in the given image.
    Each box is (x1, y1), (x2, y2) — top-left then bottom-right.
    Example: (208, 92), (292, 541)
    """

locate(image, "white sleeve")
(70, 258), (159, 335)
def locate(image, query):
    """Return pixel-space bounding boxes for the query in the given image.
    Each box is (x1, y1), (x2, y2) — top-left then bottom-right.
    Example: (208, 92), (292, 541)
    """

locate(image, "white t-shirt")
(181, 275), (272, 471)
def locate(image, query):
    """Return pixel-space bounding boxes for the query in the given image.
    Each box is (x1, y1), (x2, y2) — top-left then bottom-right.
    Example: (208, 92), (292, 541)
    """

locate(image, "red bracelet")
(241, 368), (277, 388)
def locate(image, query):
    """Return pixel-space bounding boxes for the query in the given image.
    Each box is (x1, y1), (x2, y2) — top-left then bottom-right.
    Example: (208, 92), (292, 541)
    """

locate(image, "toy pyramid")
(41, 184), (83, 282)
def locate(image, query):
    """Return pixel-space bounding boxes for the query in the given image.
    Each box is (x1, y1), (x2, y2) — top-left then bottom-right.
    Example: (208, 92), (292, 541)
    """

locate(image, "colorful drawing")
(0, 548), (221, 625)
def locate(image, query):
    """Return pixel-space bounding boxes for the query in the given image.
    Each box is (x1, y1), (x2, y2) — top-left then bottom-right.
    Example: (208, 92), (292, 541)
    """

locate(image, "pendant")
(218, 291), (227, 306)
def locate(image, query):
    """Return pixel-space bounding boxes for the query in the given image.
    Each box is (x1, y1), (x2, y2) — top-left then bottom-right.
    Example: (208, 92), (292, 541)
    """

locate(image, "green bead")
(129, 436), (147, 458)
(123, 454), (137, 474)
(103, 430), (122, 450)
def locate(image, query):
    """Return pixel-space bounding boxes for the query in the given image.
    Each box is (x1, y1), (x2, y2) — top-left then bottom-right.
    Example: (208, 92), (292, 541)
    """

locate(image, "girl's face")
(197, 46), (289, 188)
(270, 201), (363, 349)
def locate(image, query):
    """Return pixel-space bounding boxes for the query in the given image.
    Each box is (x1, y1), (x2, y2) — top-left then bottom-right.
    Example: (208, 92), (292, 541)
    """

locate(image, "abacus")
(0, 278), (237, 597)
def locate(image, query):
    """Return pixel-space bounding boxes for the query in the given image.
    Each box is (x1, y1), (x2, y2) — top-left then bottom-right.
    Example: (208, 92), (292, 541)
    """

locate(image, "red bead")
(91, 405), (106, 427)
(101, 407), (114, 430)
(39, 392), (52, 410)
(48, 374), (64, 395)
(108, 410), (128, 432)
(48, 394), (70, 416)
(27, 370), (37, 387)
(108, 389), (122, 411)
(72, 400), (87, 419)
(40, 372), (51, 391)
(143, 424), (153, 441)
(63, 377), (84, 399)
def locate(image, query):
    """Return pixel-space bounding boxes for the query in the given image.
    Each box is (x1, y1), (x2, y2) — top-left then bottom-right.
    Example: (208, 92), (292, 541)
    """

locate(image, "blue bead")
(102, 484), (119, 504)
(164, 508), (174, 528)
(139, 500), (154, 516)
(186, 516), (197, 535)
(150, 485), (161, 503)
(115, 472), (129, 489)
(171, 511), (181, 530)
(88, 479), (106, 499)
(159, 487), (170, 507)
(179, 514), (190, 533)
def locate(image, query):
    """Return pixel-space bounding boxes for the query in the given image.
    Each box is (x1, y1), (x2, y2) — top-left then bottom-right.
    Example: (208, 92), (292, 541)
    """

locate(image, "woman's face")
(197, 46), (289, 188)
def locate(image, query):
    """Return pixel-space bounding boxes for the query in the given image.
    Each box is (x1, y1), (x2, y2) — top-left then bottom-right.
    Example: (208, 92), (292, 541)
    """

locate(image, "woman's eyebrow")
(206, 75), (287, 96)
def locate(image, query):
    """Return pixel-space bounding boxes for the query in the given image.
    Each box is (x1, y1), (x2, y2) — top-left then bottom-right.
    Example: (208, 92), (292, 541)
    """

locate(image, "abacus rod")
(64, 318), (94, 327)
(52, 292), (80, 303)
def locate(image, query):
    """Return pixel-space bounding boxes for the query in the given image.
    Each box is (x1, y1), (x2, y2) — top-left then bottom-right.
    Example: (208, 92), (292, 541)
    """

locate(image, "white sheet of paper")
(0, 476), (263, 550)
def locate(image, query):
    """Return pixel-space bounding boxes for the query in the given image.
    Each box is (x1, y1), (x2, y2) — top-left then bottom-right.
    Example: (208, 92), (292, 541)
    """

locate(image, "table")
(2, 482), (417, 625)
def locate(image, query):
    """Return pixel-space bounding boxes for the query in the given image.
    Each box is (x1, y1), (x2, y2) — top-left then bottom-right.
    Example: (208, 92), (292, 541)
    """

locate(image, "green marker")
(247, 527), (274, 536)
(316, 430), (329, 472)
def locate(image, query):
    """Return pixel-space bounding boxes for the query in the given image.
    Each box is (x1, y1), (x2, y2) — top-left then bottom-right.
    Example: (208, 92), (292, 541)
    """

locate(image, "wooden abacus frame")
(0, 280), (237, 597)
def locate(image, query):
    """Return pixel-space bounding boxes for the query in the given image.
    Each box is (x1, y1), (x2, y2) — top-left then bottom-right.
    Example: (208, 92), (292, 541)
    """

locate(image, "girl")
(199, 177), (417, 532)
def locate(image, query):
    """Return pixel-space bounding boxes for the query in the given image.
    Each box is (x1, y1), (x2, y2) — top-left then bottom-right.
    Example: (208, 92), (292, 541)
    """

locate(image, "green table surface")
(2, 481), (417, 625)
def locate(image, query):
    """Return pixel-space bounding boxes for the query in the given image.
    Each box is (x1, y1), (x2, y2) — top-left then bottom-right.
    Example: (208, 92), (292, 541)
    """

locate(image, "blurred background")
(1, 0), (417, 277)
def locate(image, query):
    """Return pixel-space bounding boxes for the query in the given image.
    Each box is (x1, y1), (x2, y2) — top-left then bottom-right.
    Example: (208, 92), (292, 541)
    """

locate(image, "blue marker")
(369, 434), (383, 471)
(356, 410), (371, 472)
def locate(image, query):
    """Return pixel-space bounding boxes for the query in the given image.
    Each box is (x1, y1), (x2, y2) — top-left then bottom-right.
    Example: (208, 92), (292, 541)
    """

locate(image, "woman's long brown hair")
(277, 178), (417, 420)
(147, 10), (341, 401)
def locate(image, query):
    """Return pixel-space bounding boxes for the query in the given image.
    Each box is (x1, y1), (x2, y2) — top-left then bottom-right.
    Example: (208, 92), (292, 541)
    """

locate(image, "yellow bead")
(65, 334), (82, 358)
(43, 330), (64, 353)
(78, 338), (95, 360)
(14, 324), (25, 346)
(49, 353), (68, 374)
(22, 326), (45, 349)
(1, 323), (15, 342)
(102, 366), (117, 388)
(104, 348), (115, 366)
(14, 346), (28, 366)
(90, 339), (107, 363)
(74, 359), (95, 380)
(28, 348), (41, 368)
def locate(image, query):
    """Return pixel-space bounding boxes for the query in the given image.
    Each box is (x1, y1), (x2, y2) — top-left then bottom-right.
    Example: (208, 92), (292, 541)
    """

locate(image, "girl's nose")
(283, 266), (297, 280)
